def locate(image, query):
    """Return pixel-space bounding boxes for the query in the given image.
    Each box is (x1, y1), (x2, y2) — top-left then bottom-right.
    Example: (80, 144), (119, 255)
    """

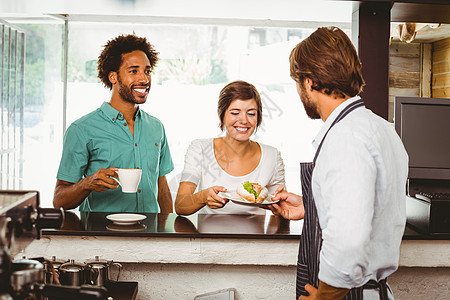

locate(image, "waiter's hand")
(269, 191), (305, 220)
(272, 184), (286, 196)
(299, 284), (317, 299)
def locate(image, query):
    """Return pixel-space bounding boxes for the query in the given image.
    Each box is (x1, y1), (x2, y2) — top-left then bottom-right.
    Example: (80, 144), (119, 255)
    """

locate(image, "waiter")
(270, 27), (408, 300)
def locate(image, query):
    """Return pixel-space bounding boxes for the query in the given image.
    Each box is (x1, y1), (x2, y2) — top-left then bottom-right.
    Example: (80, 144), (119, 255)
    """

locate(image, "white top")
(312, 96), (409, 297)
(180, 138), (285, 214)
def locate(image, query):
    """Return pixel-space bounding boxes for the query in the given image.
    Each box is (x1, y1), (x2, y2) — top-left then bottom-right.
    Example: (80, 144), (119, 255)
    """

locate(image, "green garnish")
(243, 181), (259, 199)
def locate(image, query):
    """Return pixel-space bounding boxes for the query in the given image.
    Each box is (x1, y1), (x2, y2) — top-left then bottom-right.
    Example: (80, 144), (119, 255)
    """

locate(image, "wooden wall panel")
(433, 61), (449, 74)
(433, 73), (450, 87)
(388, 42), (421, 121)
(432, 37), (450, 99)
(432, 87), (449, 98)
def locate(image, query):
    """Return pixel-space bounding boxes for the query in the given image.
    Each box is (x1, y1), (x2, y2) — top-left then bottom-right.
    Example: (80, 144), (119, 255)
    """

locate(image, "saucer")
(106, 213), (147, 225)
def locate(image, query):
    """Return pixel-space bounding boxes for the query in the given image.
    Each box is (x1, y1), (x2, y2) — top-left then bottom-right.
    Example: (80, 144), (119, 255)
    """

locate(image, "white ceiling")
(0, 0), (352, 23)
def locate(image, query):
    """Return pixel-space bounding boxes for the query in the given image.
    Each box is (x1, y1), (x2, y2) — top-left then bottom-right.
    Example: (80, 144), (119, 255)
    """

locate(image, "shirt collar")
(100, 102), (141, 123)
(312, 95), (361, 149)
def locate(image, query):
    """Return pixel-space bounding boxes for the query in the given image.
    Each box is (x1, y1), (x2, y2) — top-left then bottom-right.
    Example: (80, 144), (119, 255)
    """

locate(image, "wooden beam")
(420, 43), (432, 98)
(352, 1), (391, 120)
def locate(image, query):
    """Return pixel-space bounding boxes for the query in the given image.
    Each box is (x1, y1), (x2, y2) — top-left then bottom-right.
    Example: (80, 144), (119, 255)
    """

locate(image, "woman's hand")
(201, 186), (229, 209)
(269, 191), (305, 220)
(175, 183), (228, 215)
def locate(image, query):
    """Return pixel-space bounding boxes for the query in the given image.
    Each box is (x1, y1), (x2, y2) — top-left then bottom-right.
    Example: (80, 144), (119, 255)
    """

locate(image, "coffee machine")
(0, 190), (109, 300)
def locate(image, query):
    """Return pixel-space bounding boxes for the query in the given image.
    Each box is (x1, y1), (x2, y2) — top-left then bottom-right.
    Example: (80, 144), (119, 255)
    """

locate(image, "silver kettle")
(58, 259), (98, 286)
(43, 256), (67, 284)
(84, 256), (122, 286)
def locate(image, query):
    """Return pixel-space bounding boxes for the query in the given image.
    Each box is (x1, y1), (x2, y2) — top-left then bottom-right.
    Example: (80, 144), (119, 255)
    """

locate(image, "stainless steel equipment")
(84, 256), (122, 287)
(59, 259), (99, 286)
(0, 190), (109, 300)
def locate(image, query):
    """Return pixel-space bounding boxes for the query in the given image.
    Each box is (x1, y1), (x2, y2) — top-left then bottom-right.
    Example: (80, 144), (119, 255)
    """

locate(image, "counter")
(46, 211), (303, 239)
(17, 212), (450, 299)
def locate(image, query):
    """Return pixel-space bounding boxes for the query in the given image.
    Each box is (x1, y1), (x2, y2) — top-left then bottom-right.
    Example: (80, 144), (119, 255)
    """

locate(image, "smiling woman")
(174, 80), (286, 216)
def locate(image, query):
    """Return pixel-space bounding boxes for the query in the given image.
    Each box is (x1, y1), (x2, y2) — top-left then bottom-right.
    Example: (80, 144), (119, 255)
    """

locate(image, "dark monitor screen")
(394, 97), (450, 180)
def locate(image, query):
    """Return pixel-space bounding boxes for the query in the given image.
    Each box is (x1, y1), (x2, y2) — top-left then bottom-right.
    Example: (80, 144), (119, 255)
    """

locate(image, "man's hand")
(299, 284), (318, 300)
(299, 281), (350, 300)
(83, 167), (119, 192)
(53, 167), (119, 210)
(269, 191), (305, 220)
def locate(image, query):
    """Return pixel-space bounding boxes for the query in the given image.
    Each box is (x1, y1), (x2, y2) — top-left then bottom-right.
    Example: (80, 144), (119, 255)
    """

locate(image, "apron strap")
(360, 278), (389, 300)
(313, 99), (365, 164)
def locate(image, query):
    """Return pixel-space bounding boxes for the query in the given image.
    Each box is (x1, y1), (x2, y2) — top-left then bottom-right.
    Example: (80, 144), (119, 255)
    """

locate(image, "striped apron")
(296, 99), (389, 300)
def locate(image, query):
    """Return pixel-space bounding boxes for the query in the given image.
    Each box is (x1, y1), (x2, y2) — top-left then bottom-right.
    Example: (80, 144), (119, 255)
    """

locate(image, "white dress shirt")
(311, 96), (409, 298)
(180, 138), (285, 214)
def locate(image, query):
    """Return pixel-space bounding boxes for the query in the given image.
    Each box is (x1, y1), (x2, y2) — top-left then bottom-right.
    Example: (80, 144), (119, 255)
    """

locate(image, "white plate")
(106, 213), (147, 226)
(219, 191), (279, 208)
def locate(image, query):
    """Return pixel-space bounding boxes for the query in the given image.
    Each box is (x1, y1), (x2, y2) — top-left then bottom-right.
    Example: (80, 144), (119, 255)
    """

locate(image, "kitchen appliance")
(394, 97), (450, 234)
(0, 190), (109, 299)
(42, 256), (67, 285)
(58, 259), (99, 287)
(84, 256), (122, 287)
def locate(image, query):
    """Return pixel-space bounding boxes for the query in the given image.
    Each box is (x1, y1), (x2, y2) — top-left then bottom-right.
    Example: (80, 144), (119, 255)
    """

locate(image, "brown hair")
(289, 26), (365, 98)
(217, 80), (262, 131)
(97, 34), (159, 90)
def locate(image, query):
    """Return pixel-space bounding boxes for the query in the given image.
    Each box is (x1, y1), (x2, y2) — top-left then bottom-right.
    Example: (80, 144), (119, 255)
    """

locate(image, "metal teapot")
(58, 259), (98, 286)
(43, 256), (67, 284)
(84, 256), (122, 286)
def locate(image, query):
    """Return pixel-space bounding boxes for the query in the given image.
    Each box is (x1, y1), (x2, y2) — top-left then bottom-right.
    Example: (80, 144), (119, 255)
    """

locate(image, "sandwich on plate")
(236, 181), (269, 203)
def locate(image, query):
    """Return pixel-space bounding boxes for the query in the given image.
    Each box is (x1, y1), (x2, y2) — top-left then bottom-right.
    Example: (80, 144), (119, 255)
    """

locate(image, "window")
(2, 8), (352, 208)
(0, 18), (64, 205)
(66, 21), (326, 203)
(0, 21), (25, 190)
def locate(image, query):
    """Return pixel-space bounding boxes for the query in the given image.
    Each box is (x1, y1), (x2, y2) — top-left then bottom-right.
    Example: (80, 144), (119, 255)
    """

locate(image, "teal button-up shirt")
(57, 102), (174, 213)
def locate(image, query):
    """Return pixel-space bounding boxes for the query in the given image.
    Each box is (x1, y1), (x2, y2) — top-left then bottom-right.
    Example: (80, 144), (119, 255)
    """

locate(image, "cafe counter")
(17, 211), (450, 299)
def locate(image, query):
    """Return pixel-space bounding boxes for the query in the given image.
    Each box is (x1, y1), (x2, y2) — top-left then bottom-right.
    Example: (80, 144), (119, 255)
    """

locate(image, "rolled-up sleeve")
(158, 123), (174, 177)
(180, 139), (203, 185)
(56, 124), (88, 183)
(266, 149), (286, 193)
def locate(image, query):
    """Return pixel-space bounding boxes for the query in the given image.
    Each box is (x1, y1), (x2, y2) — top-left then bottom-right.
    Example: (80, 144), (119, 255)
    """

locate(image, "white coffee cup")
(113, 168), (142, 193)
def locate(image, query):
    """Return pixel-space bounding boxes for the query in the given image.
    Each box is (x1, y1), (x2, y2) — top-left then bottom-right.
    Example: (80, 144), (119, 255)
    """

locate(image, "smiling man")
(53, 34), (174, 213)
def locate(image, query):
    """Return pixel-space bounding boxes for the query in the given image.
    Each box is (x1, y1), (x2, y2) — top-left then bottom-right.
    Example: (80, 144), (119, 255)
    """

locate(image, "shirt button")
(112, 118), (115, 121)
(135, 143), (137, 147)
(155, 143), (158, 146)
(138, 189), (141, 193)
(124, 123), (127, 126)
(118, 114), (122, 117)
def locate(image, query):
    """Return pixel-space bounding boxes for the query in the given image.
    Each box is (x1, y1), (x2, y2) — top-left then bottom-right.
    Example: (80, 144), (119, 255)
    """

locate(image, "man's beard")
(300, 82), (320, 120)
(117, 75), (148, 105)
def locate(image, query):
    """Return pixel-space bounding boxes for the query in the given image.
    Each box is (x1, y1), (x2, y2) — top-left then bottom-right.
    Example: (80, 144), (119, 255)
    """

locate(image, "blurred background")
(0, 0), (448, 207)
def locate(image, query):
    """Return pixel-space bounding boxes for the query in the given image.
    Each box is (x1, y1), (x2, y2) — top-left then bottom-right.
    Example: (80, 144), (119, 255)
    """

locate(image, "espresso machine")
(0, 190), (109, 300)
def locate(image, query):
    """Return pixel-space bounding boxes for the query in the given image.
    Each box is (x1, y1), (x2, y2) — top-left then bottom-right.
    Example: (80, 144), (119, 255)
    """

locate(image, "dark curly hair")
(97, 34), (159, 89)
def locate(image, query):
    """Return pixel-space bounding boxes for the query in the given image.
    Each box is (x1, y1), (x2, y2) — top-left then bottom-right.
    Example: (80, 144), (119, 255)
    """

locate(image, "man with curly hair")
(53, 34), (174, 213)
